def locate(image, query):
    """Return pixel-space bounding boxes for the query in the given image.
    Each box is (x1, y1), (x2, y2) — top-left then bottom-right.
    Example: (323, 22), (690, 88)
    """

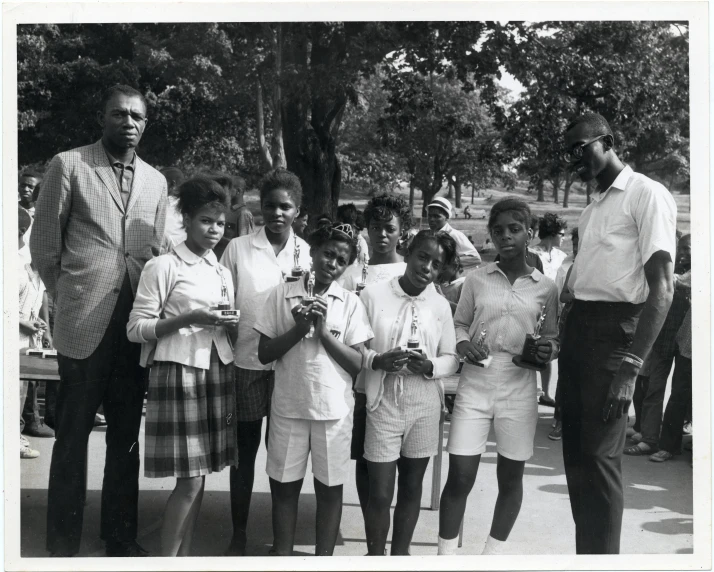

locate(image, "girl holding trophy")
(437, 198), (559, 556)
(359, 230), (460, 555)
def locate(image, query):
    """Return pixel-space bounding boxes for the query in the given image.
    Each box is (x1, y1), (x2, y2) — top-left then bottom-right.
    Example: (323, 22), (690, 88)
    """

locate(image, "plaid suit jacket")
(30, 140), (168, 359)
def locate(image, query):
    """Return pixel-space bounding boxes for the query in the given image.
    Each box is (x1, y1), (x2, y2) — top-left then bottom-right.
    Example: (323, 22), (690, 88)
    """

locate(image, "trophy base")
(214, 309), (239, 317)
(471, 355), (493, 369)
(356, 283), (366, 296)
(511, 355), (547, 371)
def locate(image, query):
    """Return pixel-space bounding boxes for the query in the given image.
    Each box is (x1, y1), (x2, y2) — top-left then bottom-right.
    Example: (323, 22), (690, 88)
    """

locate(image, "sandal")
(623, 442), (653, 456)
(649, 450), (674, 462)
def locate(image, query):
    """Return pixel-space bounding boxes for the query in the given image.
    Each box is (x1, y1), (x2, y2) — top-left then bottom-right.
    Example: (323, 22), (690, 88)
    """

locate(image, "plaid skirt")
(235, 367), (275, 422)
(145, 348), (238, 478)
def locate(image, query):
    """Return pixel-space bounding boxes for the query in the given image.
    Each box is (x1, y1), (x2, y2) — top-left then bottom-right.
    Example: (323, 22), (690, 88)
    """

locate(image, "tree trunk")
(409, 177), (416, 209)
(270, 24), (287, 169)
(562, 177), (574, 209)
(256, 81), (273, 172)
(536, 180), (545, 202)
(471, 183), (475, 203)
(447, 181), (454, 199)
(454, 174), (462, 209)
(552, 175), (560, 204)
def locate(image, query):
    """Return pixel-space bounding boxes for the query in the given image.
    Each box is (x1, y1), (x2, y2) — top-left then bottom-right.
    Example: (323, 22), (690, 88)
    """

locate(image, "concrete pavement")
(20, 400), (693, 558)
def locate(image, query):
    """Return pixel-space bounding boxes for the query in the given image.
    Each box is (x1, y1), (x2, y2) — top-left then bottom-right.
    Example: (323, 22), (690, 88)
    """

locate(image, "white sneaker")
(21, 439), (40, 459)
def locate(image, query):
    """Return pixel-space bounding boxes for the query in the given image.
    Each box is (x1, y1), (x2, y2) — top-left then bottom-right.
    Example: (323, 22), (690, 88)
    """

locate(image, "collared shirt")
(442, 222), (482, 270)
(19, 256), (46, 349)
(531, 245), (567, 281)
(220, 227), (312, 370)
(359, 277), (459, 412)
(454, 262), (559, 355)
(127, 242), (235, 369)
(105, 148), (136, 207)
(569, 166), (677, 303)
(254, 279), (373, 420)
(338, 261), (407, 293)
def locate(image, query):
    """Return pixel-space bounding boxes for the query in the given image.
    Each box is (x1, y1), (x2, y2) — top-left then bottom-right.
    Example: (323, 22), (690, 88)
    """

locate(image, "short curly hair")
(538, 212), (568, 239)
(487, 198), (532, 233)
(407, 230), (458, 279)
(176, 177), (231, 218)
(307, 224), (358, 265)
(364, 193), (413, 233)
(259, 168), (303, 208)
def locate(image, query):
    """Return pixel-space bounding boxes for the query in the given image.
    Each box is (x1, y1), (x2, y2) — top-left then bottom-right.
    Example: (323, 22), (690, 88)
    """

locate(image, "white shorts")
(266, 411), (353, 487)
(447, 353), (537, 461)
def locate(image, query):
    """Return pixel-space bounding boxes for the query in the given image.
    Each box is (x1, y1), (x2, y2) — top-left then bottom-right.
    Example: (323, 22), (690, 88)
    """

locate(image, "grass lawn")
(243, 180), (691, 260)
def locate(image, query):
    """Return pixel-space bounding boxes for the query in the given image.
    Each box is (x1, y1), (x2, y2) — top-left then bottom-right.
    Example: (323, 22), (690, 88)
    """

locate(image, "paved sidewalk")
(20, 401), (693, 558)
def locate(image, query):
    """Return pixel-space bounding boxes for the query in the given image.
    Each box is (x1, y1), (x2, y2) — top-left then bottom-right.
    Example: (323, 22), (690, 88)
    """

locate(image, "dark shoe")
(105, 540), (149, 557)
(548, 424), (563, 441)
(224, 535), (246, 556)
(538, 396), (556, 407)
(23, 420), (54, 438)
(624, 442), (654, 456)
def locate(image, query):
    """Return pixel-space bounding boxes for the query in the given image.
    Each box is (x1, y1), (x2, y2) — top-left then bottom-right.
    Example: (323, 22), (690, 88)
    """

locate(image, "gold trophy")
(302, 264), (317, 338)
(212, 268), (238, 317)
(286, 235), (304, 282)
(471, 321), (492, 368)
(512, 305), (547, 370)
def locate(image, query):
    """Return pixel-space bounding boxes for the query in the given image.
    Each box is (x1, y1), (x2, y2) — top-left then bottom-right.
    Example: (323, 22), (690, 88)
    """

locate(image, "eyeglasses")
(557, 231), (566, 236)
(562, 134), (608, 163)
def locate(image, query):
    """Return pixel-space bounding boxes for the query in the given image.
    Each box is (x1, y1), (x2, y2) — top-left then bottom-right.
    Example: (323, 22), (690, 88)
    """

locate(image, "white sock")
(481, 535), (506, 555)
(437, 535), (459, 555)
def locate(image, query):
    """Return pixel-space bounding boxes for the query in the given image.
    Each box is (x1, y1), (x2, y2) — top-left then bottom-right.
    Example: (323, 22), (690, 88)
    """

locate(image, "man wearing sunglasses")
(557, 113), (677, 554)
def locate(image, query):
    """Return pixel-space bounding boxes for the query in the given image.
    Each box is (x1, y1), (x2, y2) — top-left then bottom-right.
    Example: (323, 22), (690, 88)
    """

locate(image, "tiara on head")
(332, 223), (355, 239)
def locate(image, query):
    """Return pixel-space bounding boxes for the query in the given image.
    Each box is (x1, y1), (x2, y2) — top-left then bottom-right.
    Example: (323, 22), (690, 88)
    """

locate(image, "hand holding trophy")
(472, 321), (492, 368)
(302, 265), (317, 338)
(512, 305), (548, 370)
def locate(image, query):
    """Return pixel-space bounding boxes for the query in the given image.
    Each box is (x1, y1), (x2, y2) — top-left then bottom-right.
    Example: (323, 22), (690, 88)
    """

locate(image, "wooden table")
(20, 350), (60, 382)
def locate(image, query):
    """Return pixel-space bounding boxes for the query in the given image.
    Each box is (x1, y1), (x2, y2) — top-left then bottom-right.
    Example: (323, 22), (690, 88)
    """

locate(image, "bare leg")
(314, 478), (343, 556)
(355, 458), (370, 517)
(269, 477), (303, 556)
(438, 454), (481, 539)
(160, 476), (205, 557)
(177, 479), (205, 556)
(365, 460), (398, 555)
(226, 419), (262, 555)
(489, 454), (525, 541)
(391, 456), (430, 555)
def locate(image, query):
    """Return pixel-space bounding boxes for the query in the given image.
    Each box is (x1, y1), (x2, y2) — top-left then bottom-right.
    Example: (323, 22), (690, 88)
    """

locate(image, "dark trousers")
(46, 274), (146, 555)
(658, 352), (692, 454)
(639, 348), (675, 446)
(21, 380), (41, 429)
(559, 300), (643, 554)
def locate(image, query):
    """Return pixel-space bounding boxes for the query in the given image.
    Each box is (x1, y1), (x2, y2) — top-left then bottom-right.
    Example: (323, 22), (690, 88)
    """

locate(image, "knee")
(497, 471), (523, 494)
(445, 472), (476, 498)
(368, 484), (394, 510)
(175, 477), (205, 500)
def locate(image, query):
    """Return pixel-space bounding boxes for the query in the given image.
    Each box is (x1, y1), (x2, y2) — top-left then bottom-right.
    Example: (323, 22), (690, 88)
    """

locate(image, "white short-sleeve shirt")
(220, 227), (312, 370)
(569, 166), (677, 303)
(254, 279), (373, 420)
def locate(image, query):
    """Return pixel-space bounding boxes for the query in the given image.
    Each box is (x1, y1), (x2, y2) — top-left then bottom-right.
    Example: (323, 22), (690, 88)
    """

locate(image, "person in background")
(559, 112), (676, 554)
(426, 197), (482, 272)
(435, 253), (465, 316)
(337, 192), (413, 528)
(31, 84), (168, 557)
(463, 205), (472, 219)
(219, 168), (312, 556)
(624, 234), (691, 456)
(337, 202), (369, 266)
(531, 213), (568, 407)
(361, 230), (459, 556)
(437, 198), (559, 556)
(292, 210), (309, 239)
(649, 288), (692, 463)
(225, 174), (254, 238)
(19, 207), (53, 457)
(255, 224), (373, 556)
(127, 177), (239, 556)
(161, 167), (186, 250)
(18, 170), (42, 263)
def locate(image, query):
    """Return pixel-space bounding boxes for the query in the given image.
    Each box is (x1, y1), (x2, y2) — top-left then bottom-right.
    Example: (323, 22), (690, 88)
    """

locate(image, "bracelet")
(621, 351), (644, 365)
(621, 355), (643, 368)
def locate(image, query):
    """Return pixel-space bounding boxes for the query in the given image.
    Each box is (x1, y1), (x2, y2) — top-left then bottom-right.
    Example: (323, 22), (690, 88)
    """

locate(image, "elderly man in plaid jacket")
(31, 85), (167, 557)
